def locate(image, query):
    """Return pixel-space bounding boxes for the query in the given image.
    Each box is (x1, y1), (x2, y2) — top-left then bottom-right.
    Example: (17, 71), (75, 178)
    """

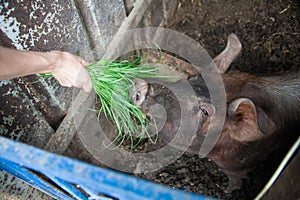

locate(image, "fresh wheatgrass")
(86, 56), (160, 148)
(39, 56), (162, 149)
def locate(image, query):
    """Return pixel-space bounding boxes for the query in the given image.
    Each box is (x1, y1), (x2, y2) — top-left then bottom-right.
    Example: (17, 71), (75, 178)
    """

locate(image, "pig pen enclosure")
(0, 0), (299, 200)
(138, 1), (300, 199)
(139, 0), (300, 199)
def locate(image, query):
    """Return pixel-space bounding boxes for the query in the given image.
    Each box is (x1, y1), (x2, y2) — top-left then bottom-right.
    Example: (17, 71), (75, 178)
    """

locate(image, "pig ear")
(213, 33), (242, 73)
(228, 98), (275, 142)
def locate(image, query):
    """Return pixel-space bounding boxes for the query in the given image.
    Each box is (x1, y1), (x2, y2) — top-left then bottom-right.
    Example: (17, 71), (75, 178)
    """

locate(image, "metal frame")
(0, 136), (212, 200)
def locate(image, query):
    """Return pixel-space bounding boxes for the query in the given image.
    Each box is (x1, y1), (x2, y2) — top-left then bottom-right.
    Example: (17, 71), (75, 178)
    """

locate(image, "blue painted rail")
(0, 136), (213, 200)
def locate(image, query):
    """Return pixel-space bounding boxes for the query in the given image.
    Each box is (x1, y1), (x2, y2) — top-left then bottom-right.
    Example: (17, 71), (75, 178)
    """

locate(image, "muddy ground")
(65, 1), (300, 199)
(135, 0), (300, 199)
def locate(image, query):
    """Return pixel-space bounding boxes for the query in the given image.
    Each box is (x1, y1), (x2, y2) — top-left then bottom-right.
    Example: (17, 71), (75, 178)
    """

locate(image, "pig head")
(131, 34), (300, 192)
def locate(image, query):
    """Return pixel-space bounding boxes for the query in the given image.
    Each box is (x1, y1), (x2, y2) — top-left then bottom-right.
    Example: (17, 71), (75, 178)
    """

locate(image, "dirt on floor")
(65, 1), (299, 199)
(135, 0), (300, 199)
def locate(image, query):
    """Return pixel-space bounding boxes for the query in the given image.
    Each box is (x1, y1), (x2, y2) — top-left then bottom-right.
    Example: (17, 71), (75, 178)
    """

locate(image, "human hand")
(48, 51), (92, 92)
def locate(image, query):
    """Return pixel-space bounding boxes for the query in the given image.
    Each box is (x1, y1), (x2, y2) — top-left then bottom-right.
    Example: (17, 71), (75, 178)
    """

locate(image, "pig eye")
(201, 108), (209, 116)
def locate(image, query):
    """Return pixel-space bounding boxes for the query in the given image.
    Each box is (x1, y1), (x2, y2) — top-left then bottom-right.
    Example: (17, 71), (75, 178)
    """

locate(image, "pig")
(131, 34), (300, 192)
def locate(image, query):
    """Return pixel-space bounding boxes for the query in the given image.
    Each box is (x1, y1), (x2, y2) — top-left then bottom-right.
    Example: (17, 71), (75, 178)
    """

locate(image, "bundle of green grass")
(41, 56), (159, 148)
(87, 57), (160, 147)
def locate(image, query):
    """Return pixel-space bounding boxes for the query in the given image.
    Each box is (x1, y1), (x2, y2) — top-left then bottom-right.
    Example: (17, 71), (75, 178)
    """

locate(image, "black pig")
(131, 34), (300, 192)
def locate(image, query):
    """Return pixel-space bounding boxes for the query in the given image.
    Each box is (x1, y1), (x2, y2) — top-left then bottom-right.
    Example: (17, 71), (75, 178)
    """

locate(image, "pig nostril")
(201, 108), (209, 116)
(135, 92), (141, 101)
(132, 90), (145, 107)
(130, 78), (149, 107)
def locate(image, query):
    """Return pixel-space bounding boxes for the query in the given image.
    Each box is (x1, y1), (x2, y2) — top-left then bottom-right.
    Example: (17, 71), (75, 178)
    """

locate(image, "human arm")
(0, 47), (92, 92)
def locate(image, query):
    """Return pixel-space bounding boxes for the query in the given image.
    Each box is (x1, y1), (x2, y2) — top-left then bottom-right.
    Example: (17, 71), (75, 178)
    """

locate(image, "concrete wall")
(0, 0), (178, 198)
(0, 0), (125, 147)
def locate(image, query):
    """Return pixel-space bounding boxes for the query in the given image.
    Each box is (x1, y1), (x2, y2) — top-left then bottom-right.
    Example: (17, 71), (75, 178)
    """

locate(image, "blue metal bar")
(0, 136), (212, 200)
(78, 185), (114, 200)
(46, 175), (88, 200)
(0, 157), (73, 200)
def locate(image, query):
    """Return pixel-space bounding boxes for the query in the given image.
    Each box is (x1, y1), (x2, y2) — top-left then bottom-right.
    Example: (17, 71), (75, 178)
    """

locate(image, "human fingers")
(82, 79), (92, 92)
(54, 73), (73, 88)
(75, 67), (92, 93)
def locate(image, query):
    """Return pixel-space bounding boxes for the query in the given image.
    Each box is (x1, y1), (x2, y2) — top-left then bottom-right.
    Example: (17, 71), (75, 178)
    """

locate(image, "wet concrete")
(0, 0), (126, 198)
(0, 0), (178, 199)
(0, 0), (94, 145)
